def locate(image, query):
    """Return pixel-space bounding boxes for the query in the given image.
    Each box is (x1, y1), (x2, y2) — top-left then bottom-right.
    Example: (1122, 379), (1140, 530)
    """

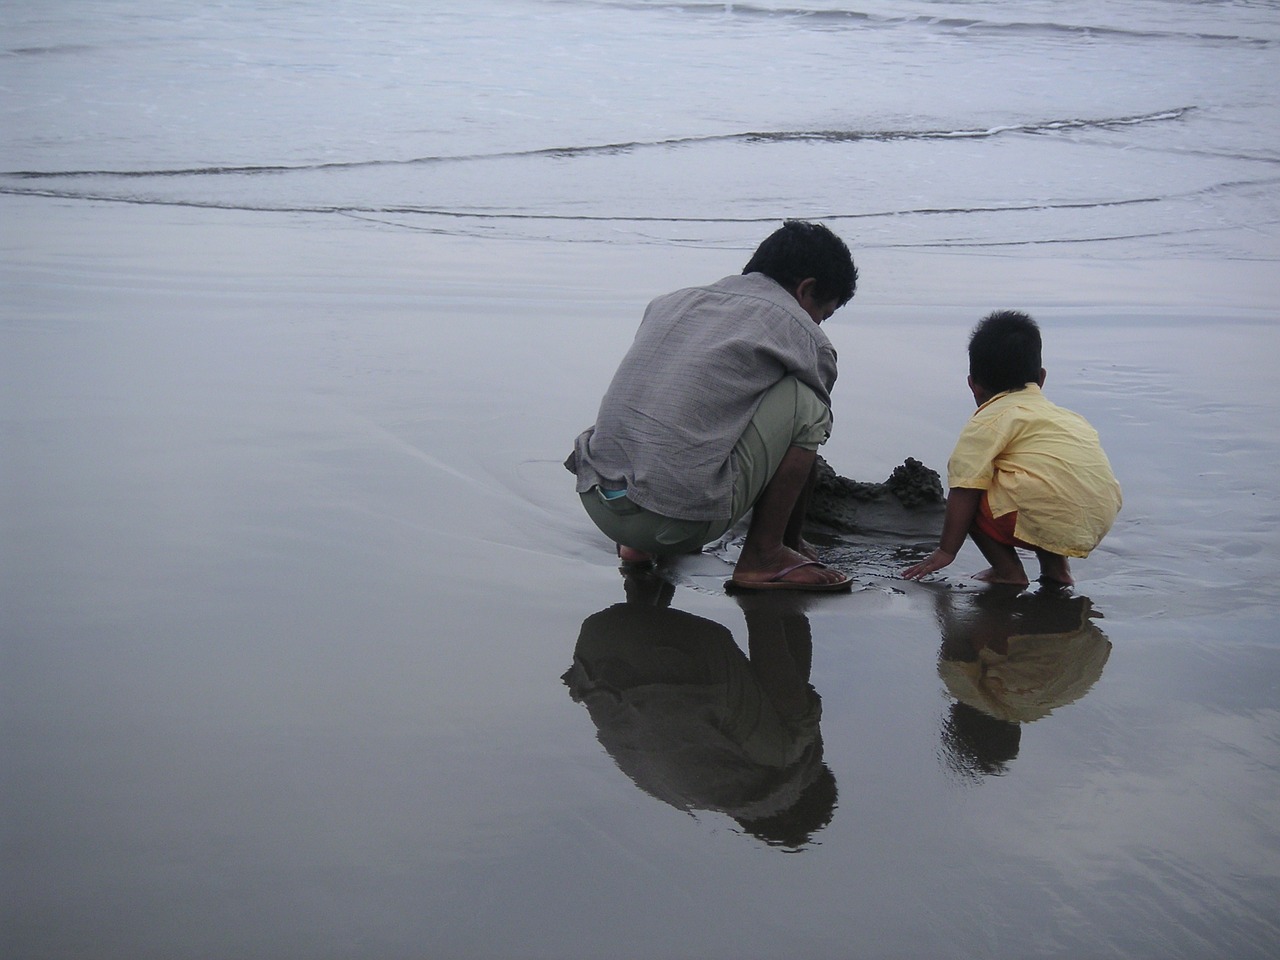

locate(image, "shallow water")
(5, 200), (1279, 958)
(4, 1), (1280, 957)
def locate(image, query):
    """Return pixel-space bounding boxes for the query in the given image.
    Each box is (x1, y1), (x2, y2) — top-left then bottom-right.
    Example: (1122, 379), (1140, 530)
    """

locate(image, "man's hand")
(901, 548), (956, 581)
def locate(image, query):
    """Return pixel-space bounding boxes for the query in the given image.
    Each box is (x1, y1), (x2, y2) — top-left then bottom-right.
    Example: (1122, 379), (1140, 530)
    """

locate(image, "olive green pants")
(580, 376), (831, 555)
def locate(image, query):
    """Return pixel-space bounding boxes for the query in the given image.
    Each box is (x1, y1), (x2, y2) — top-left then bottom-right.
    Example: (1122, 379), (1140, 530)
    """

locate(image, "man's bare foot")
(732, 545), (851, 590)
(972, 566), (1030, 586)
(617, 544), (657, 565)
(785, 538), (820, 562)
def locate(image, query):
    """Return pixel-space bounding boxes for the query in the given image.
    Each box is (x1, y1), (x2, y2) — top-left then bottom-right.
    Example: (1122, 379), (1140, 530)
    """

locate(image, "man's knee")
(788, 378), (832, 450)
(729, 378), (831, 521)
(755, 377), (830, 451)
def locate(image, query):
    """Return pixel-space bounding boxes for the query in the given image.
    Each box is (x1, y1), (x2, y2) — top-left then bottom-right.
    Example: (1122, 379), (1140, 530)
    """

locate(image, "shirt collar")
(976, 381), (1041, 413)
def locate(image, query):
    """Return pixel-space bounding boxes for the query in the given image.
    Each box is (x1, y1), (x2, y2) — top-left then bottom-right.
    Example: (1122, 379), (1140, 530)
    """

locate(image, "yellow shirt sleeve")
(947, 414), (1010, 490)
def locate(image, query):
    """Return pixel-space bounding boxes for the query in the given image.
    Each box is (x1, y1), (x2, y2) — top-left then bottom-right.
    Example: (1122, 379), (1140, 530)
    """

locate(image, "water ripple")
(0, 109), (1195, 179)
(598, 1), (1278, 46)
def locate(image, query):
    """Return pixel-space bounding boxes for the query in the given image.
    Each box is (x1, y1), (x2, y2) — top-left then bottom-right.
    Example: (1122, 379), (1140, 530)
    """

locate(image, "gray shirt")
(566, 272), (838, 521)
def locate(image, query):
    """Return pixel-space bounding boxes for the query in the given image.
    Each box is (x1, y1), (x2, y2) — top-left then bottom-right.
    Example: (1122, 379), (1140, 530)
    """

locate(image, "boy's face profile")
(967, 375), (988, 407)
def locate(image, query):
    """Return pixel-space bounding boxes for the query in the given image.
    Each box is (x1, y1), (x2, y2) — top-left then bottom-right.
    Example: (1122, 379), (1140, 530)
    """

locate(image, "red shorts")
(973, 494), (1037, 550)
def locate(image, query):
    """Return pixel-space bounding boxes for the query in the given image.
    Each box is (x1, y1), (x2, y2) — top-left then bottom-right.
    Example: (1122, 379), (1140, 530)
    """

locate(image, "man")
(566, 220), (858, 592)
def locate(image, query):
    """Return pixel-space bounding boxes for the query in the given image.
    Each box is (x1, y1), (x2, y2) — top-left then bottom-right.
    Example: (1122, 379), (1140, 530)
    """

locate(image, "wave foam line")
(611, 2), (1276, 47)
(0, 185), (1181, 221)
(0, 109), (1194, 180)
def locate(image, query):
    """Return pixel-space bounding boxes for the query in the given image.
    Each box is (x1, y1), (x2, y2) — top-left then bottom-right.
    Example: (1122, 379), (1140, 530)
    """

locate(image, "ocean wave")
(8, 174), (1275, 224)
(0, 109), (1195, 180)
(2, 43), (101, 57)
(6, 177), (1275, 258)
(589, 1), (1277, 47)
(881, 221), (1280, 251)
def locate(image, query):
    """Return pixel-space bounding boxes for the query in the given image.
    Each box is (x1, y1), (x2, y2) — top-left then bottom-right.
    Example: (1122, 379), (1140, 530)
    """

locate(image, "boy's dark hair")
(743, 220), (857, 308)
(940, 703), (1021, 780)
(968, 310), (1042, 394)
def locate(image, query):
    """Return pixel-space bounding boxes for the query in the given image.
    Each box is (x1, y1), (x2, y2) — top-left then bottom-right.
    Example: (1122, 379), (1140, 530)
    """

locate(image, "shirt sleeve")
(762, 313), (837, 408)
(947, 416), (1008, 489)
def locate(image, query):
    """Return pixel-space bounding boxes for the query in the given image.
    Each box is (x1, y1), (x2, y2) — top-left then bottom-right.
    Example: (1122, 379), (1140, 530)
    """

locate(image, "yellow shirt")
(947, 384), (1122, 557)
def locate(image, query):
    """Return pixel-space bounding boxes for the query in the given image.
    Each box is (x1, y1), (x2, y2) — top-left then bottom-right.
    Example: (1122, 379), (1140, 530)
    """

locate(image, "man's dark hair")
(734, 761), (838, 851)
(742, 220), (857, 308)
(968, 310), (1042, 394)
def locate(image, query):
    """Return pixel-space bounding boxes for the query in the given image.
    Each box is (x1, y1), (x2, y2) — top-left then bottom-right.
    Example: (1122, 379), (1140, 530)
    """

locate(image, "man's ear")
(1037, 367), (1047, 387)
(794, 277), (818, 302)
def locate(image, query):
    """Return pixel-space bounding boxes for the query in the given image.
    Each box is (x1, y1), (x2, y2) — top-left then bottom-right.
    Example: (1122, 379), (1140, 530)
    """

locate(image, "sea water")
(4, 4), (1280, 959)
(4, 0), (1279, 254)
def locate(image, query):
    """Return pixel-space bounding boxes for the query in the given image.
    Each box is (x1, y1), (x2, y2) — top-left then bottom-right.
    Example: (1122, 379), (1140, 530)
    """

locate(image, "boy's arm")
(901, 487), (984, 580)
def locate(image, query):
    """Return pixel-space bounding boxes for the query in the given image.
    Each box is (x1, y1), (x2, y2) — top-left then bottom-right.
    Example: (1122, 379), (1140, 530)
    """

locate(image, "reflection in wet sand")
(931, 586), (1112, 781)
(563, 570), (836, 849)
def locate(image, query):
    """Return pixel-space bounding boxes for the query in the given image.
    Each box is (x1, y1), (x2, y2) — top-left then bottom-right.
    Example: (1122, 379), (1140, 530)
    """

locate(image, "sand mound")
(808, 456), (945, 537)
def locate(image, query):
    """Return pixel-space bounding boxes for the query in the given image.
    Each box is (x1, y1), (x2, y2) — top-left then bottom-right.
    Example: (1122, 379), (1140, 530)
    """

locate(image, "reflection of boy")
(902, 311), (1121, 586)
(934, 586), (1112, 780)
(566, 221), (858, 592)
(935, 588), (1112, 723)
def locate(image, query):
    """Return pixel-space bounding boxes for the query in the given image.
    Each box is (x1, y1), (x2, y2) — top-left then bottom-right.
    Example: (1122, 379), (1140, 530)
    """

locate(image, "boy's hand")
(901, 548), (955, 581)
(902, 488), (982, 580)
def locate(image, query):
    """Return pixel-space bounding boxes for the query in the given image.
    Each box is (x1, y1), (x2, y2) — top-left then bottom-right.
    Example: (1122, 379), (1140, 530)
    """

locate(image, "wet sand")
(4, 197), (1280, 959)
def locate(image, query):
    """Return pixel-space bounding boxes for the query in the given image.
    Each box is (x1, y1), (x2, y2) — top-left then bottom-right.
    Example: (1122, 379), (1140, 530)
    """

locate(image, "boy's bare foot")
(972, 566), (1030, 586)
(1032, 550), (1073, 585)
(1036, 575), (1074, 589)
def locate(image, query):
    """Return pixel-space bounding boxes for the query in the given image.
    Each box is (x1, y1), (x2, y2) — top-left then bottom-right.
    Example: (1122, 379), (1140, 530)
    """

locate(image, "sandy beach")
(4, 195), (1279, 958)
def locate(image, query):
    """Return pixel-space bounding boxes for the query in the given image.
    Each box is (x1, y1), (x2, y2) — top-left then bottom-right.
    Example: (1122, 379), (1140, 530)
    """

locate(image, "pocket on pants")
(595, 487), (643, 515)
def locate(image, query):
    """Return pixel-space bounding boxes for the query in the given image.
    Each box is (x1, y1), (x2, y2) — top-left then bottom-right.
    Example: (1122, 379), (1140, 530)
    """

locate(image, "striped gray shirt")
(567, 272), (837, 522)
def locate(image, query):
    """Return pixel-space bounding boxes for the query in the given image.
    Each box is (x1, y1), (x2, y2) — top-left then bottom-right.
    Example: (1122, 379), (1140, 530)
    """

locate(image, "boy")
(566, 221), (858, 592)
(901, 310), (1121, 586)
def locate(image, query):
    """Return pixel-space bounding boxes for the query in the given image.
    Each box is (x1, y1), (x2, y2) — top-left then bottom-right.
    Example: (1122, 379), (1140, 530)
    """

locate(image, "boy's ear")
(967, 375), (985, 406)
(1037, 367), (1047, 387)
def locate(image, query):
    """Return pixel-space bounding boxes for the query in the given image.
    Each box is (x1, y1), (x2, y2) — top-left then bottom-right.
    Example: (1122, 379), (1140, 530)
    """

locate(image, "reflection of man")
(931, 586), (1112, 779)
(562, 571), (836, 848)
